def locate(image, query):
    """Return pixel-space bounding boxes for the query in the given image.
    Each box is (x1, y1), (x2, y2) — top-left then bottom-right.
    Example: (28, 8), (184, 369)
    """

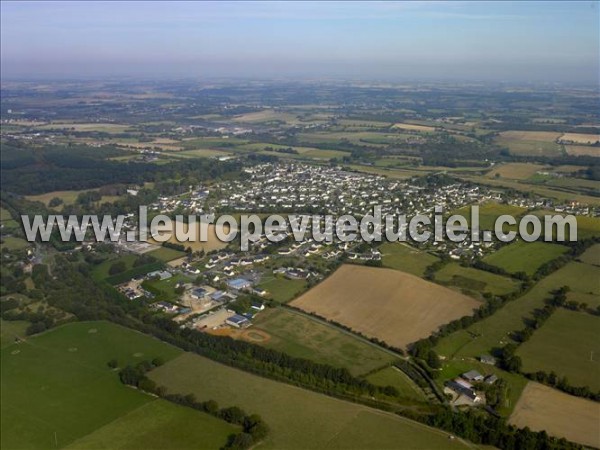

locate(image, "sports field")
(434, 261), (600, 359)
(149, 352), (473, 450)
(0, 321), (232, 449)
(516, 309), (600, 390)
(291, 265), (480, 349)
(509, 382), (599, 448)
(434, 263), (520, 297)
(379, 242), (439, 277)
(483, 241), (569, 275)
(252, 308), (396, 376)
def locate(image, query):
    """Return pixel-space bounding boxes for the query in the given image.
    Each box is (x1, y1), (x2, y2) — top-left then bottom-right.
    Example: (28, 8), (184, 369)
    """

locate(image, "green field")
(434, 263), (521, 297)
(451, 202), (527, 230)
(149, 352), (472, 450)
(258, 276), (307, 303)
(1, 321), (195, 449)
(379, 242), (439, 277)
(483, 241), (569, 276)
(0, 319), (29, 348)
(0, 207), (12, 221)
(366, 366), (426, 402)
(434, 261), (600, 359)
(1, 236), (31, 251)
(64, 399), (236, 450)
(91, 254), (138, 280)
(495, 138), (563, 157)
(578, 243), (600, 266)
(253, 308), (396, 376)
(516, 309), (600, 391)
(146, 247), (186, 262)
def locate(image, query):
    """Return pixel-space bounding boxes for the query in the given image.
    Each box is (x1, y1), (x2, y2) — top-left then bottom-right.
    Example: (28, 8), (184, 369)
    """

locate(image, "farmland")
(434, 263), (520, 297)
(252, 308), (396, 376)
(516, 309), (600, 390)
(451, 202), (527, 230)
(146, 246), (187, 262)
(379, 242), (439, 277)
(434, 261), (600, 359)
(486, 163), (547, 180)
(149, 352), (472, 450)
(495, 131), (563, 157)
(558, 132), (600, 144)
(482, 241), (569, 275)
(366, 366), (427, 402)
(291, 265), (480, 349)
(0, 321), (234, 449)
(578, 243), (600, 266)
(148, 222), (230, 253)
(509, 382), (600, 448)
(257, 276), (308, 303)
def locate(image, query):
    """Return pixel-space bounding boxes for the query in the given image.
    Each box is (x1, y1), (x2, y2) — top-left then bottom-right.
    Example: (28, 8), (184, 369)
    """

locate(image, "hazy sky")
(1, 1), (598, 83)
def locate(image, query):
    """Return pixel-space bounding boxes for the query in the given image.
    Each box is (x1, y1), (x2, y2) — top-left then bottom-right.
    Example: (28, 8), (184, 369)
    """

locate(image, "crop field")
(291, 265), (480, 349)
(434, 261), (600, 358)
(146, 246), (186, 262)
(366, 366), (426, 401)
(252, 308), (396, 376)
(0, 321), (193, 449)
(257, 276), (307, 303)
(149, 352), (472, 450)
(392, 123), (436, 132)
(485, 163), (547, 180)
(36, 122), (133, 133)
(451, 202), (527, 230)
(558, 132), (600, 144)
(482, 241), (568, 275)
(516, 309), (600, 390)
(495, 131), (563, 156)
(498, 131), (561, 142)
(434, 263), (520, 297)
(578, 243), (600, 266)
(64, 400), (236, 450)
(379, 242), (439, 277)
(564, 144), (600, 156)
(509, 382), (600, 448)
(149, 222), (230, 252)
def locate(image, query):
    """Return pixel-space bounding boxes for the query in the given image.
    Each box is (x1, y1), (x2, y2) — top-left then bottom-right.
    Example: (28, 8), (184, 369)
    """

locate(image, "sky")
(1, 1), (599, 83)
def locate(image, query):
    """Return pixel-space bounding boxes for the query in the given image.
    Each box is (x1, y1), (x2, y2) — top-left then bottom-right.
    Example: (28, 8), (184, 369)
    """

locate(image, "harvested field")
(564, 144), (600, 156)
(392, 123), (436, 132)
(509, 382), (600, 448)
(290, 265), (479, 349)
(559, 133), (600, 145)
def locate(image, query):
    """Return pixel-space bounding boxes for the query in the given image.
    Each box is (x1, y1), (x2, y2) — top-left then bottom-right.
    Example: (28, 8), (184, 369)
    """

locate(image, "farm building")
(445, 380), (482, 403)
(480, 355), (497, 365)
(227, 277), (252, 291)
(462, 370), (484, 382)
(226, 314), (250, 328)
(147, 270), (172, 280)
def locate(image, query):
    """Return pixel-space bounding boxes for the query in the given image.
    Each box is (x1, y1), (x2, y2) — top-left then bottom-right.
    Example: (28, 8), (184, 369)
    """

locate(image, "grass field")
(434, 263), (520, 297)
(25, 189), (119, 207)
(37, 122), (133, 133)
(1, 236), (31, 251)
(149, 352), (473, 450)
(495, 132), (563, 157)
(392, 123), (436, 132)
(434, 261), (600, 359)
(485, 163), (547, 180)
(0, 207), (12, 221)
(252, 308), (396, 376)
(0, 319), (29, 348)
(1, 321), (192, 449)
(451, 202), (527, 230)
(509, 382), (599, 448)
(483, 241), (568, 276)
(291, 265), (480, 349)
(64, 399), (236, 450)
(578, 243), (600, 266)
(91, 254), (138, 281)
(516, 309), (600, 390)
(146, 246), (186, 262)
(257, 276), (307, 303)
(379, 242), (439, 277)
(366, 366), (426, 401)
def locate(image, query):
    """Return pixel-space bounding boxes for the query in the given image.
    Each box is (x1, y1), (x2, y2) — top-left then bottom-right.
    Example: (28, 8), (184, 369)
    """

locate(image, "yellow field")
(148, 222), (231, 252)
(559, 133), (600, 145)
(498, 131), (561, 142)
(564, 145), (600, 156)
(509, 382), (599, 448)
(392, 123), (436, 132)
(486, 163), (546, 180)
(291, 265), (479, 349)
